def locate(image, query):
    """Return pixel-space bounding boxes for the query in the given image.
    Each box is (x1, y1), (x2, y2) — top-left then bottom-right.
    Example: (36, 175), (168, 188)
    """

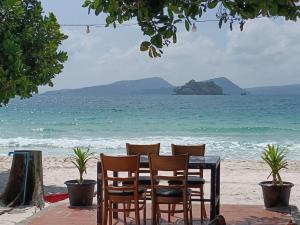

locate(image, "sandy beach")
(0, 156), (299, 224)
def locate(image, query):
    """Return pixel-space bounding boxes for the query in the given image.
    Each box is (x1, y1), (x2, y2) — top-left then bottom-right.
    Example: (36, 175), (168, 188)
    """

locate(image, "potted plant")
(259, 144), (294, 208)
(65, 148), (96, 206)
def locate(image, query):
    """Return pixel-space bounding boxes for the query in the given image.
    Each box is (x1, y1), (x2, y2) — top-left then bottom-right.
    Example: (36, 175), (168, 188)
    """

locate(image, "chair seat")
(168, 176), (205, 185)
(138, 176), (152, 185)
(108, 187), (146, 196)
(156, 188), (192, 198)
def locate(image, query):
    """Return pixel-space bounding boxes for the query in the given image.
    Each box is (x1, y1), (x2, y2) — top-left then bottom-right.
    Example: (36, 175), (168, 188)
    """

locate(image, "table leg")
(151, 195), (156, 225)
(216, 162), (221, 215)
(113, 171), (118, 219)
(97, 162), (103, 225)
(210, 167), (217, 221)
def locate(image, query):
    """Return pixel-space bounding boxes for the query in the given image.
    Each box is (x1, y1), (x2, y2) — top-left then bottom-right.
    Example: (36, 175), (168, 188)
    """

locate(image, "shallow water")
(0, 94), (299, 159)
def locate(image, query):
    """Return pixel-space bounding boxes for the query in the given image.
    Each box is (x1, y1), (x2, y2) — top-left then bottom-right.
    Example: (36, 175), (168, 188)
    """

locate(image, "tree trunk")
(0, 150), (44, 209)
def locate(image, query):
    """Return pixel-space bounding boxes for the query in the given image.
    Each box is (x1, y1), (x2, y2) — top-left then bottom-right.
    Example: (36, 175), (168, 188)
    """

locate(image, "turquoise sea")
(0, 94), (299, 159)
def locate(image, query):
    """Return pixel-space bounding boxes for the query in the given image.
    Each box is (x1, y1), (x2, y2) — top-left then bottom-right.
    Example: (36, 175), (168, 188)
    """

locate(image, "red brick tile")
(25, 203), (291, 225)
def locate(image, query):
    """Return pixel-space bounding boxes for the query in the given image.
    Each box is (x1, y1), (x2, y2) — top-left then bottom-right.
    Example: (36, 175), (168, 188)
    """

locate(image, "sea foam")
(0, 136), (299, 160)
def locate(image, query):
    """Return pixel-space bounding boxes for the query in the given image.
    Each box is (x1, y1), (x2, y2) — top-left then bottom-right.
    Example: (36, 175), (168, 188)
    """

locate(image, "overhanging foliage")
(0, 0), (68, 106)
(83, 0), (300, 58)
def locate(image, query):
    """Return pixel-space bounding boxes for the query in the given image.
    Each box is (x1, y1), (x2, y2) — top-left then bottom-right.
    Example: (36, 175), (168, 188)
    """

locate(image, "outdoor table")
(96, 155), (220, 225)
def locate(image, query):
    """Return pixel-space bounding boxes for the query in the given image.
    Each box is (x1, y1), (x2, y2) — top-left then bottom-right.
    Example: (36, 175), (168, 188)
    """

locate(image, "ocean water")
(0, 94), (299, 160)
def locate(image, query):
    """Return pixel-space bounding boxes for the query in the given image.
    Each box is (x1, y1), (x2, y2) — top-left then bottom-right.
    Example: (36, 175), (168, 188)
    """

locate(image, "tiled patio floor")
(23, 202), (292, 225)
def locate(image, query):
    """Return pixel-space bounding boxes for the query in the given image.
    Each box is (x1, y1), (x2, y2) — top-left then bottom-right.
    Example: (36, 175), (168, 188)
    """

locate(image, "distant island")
(245, 84), (300, 95)
(43, 77), (300, 96)
(174, 80), (223, 95)
(204, 77), (247, 95)
(44, 77), (174, 96)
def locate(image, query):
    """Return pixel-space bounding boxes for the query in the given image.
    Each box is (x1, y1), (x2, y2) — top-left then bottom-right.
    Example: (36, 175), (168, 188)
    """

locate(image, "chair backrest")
(149, 154), (189, 195)
(126, 143), (160, 176)
(126, 143), (160, 155)
(172, 144), (205, 177)
(100, 154), (140, 195)
(171, 144), (205, 156)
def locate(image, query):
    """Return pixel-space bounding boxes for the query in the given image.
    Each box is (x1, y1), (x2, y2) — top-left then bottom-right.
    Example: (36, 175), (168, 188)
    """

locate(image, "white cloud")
(40, 18), (300, 92)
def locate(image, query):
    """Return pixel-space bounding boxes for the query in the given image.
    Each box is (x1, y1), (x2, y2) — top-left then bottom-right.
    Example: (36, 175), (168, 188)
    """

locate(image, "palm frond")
(261, 144), (288, 186)
(70, 147), (95, 183)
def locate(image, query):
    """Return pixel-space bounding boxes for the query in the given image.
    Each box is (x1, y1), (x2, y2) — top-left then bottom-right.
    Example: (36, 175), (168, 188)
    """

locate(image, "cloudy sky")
(40, 0), (300, 92)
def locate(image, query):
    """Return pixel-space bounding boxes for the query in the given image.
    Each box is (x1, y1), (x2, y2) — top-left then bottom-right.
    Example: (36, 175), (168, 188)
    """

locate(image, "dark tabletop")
(140, 155), (220, 169)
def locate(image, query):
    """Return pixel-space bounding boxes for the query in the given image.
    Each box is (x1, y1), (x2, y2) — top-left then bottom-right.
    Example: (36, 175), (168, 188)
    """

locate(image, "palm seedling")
(261, 144), (288, 185)
(70, 148), (95, 184)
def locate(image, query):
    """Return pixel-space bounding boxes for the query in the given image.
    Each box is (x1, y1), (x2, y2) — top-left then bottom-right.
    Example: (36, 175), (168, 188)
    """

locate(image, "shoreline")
(1, 157), (299, 224)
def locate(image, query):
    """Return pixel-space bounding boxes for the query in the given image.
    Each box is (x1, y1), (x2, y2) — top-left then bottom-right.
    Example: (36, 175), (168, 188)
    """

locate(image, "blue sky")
(40, 0), (300, 91)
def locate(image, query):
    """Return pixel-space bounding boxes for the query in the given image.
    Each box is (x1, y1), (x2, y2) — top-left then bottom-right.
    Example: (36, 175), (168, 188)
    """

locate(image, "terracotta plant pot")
(65, 179), (96, 206)
(259, 181), (294, 208)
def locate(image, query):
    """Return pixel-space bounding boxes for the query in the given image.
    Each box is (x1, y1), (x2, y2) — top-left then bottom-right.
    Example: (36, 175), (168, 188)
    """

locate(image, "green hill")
(174, 80), (223, 95)
(205, 77), (247, 95)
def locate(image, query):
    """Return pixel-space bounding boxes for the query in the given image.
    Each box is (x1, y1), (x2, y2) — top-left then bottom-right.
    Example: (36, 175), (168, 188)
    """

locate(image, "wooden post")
(97, 161), (103, 225)
(0, 150), (44, 208)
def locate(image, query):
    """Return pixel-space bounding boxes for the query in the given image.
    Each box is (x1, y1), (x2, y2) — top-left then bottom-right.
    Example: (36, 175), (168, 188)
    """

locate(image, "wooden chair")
(125, 143), (160, 195)
(100, 154), (147, 225)
(171, 144), (207, 223)
(124, 143), (160, 217)
(149, 153), (193, 225)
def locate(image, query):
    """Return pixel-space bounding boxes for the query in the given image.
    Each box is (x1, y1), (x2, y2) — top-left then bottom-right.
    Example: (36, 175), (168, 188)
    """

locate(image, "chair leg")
(126, 201), (131, 217)
(183, 200), (189, 225)
(189, 200), (193, 225)
(109, 200), (112, 225)
(200, 186), (207, 223)
(103, 199), (108, 225)
(135, 202), (141, 225)
(151, 199), (157, 225)
(159, 206), (162, 224)
(168, 204), (171, 222)
(123, 202), (127, 224)
(171, 204), (176, 216)
(156, 205), (160, 225)
(202, 203), (207, 218)
(143, 199), (147, 225)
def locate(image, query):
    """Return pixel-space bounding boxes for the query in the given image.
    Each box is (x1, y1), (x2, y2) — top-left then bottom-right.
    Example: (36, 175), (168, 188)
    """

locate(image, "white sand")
(0, 156), (299, 224)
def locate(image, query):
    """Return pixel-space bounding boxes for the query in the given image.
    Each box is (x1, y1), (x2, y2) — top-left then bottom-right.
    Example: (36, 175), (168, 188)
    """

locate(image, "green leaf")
(277, 0), (288, 5)
(94, 0), (103, 15)
(153, 49), (161, 57)
(164, 29), (173, 38)
(269, 3), (278, 15)
(208, 0), (219, 9)
(218, 18), (223, 29)
(140, 41), (151, 51)
(151, 34), (163, 48)
(185, 20), (190, 31)
(170, 5), (180, 13)
(172, 33), (177, 43)
(82, 0), (92, 8)
(167, 8), (174, 18)
(198, 6), (202, 18)
(106, 15), (115, 24)
(148, 48), (153, 58)
(144, 26), (156, 36)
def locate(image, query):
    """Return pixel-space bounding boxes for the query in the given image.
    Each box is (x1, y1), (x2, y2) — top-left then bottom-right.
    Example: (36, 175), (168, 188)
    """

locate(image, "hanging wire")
(60, 20), (222, 33)
(60, 17), (266, 33)
(60, 19), (221, 28)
